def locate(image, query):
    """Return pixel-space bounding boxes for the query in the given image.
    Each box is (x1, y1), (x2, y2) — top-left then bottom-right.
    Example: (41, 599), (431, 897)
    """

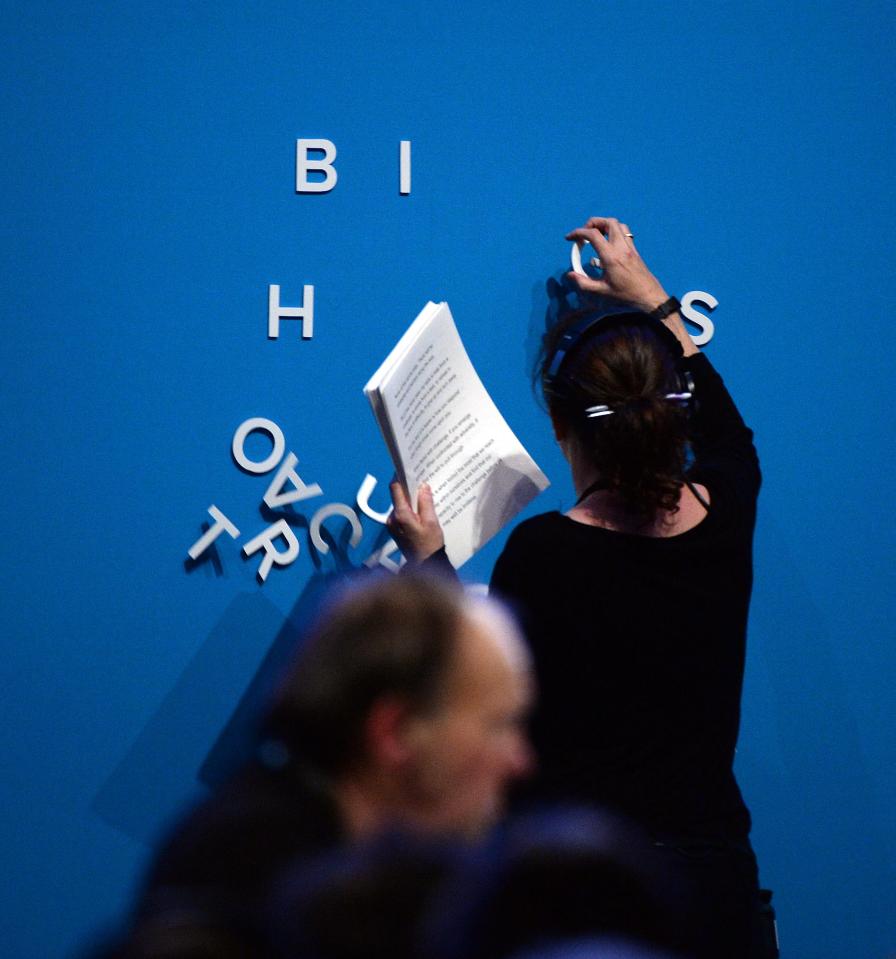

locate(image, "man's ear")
(364, 697), (418, 768)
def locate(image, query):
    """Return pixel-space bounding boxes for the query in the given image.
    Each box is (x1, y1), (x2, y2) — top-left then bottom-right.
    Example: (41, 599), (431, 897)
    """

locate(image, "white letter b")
(296, 138), (337, 193)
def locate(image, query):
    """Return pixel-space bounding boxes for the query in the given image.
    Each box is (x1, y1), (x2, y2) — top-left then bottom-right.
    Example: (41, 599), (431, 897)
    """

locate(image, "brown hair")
(539, 311), (689, 523)
(262, 573), (464, 778)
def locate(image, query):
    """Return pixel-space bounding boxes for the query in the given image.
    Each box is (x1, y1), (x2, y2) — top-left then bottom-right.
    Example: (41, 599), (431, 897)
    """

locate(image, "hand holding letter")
(566, 216), (669, 312)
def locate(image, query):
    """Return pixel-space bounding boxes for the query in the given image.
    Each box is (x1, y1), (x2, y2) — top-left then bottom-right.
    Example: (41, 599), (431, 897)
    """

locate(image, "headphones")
(541, 309), (696, 417)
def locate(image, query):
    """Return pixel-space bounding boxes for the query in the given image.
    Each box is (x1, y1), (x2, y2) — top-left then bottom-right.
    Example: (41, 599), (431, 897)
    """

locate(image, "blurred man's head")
(395, 592), (534, 837)
(263, 574), (534, 840)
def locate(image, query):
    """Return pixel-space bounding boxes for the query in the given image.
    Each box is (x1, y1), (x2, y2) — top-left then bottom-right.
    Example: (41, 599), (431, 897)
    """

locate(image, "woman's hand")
(566, 215), (699, 357)
(387, 480), (445, 562)
(565, 216), (668, 312)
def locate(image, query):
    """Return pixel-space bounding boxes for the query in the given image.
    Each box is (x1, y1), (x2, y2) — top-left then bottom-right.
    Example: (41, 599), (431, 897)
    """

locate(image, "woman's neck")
(567, 482), (710, 537)
(569, 454), (602, 504)
(568, 487), (659, 534)
(563, 441), (708, 536)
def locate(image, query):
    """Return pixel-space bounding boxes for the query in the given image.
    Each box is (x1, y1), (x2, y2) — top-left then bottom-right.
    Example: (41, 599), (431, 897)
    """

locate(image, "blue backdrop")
(1, 2), (894, 956)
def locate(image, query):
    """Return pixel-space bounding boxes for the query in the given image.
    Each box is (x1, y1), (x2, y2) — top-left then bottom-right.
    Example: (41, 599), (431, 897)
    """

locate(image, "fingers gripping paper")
(365, 302), (550, 567)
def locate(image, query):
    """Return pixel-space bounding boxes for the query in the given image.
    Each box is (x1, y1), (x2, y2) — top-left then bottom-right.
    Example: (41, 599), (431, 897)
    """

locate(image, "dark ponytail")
(539, 311), (689, 523)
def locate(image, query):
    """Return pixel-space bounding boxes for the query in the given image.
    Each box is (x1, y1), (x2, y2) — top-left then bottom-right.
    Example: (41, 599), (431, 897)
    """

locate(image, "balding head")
(263, 573), (534, 840)
(405, 591), (534, 836)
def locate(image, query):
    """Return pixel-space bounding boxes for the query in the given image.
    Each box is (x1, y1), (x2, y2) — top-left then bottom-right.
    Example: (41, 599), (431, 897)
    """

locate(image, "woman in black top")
(389, 216), (770, 958)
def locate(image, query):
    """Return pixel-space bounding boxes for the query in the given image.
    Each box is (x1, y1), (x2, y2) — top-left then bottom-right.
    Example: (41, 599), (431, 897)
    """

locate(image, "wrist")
(633, 284), (669, 313)
(645, 296), (681, 322)
(657, 304), (700, 357)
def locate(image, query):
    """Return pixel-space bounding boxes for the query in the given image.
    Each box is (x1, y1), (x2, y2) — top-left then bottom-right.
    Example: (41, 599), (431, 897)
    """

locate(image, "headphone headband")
(542, 312), (612, 391)
(542, 309), (694, 413)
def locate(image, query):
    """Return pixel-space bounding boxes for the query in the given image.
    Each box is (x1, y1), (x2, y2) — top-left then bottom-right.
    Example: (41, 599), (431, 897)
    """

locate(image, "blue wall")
(1, 3), (894, 956)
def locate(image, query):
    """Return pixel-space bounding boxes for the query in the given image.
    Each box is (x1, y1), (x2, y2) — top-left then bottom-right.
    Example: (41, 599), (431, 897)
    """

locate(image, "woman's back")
(492, 351), (760, 841)
(389, 216), (771, 957)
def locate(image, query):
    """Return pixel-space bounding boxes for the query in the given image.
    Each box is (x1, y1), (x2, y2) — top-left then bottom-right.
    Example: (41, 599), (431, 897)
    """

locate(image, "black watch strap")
(646, 296), (681, 321)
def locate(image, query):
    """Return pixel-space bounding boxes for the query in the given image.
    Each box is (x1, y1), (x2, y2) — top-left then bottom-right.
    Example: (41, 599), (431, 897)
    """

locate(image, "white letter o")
(232, 418), (286, 474)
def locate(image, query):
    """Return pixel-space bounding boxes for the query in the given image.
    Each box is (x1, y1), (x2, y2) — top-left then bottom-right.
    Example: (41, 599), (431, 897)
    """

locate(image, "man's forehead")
(462, 598), (530, 672)
(445, 600), (531, 699)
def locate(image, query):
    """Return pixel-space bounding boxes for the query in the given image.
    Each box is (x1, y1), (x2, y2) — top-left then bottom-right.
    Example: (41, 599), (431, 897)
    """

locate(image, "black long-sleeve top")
(490, 352), (761, 841)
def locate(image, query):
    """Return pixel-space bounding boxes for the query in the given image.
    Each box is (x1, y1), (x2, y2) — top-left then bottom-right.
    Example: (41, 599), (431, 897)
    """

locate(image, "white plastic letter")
(364, 538), (406, 572)
(310, 503), (363, 555)
(570, 239), (601, 275)
(232, 418), (286, 474)
(187, 505), (240, 560)
(268, 284), (314, 340)
(680, 290), (718, 347)
(356, 473), (391, 524)
(263, 452), (324, 508)
(399, 140), (411, 195)
(296, 138), (337, 193)
(242, 520), (300, 582)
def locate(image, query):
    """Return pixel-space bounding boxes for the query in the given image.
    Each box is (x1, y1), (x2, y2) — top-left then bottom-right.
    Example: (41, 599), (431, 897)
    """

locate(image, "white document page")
(365, 302), (549, 568)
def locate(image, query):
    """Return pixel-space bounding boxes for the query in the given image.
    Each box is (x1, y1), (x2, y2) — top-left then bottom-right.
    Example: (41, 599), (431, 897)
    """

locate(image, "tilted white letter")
(264, 452), (324, 508)
(310, 503), (363, 555)
(356, 473), (391, 524)
(232, 418), (286, 474)
(364, 538), (406, 573)
(187, 505), (240, 560)
(242, 520), (300, 582)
